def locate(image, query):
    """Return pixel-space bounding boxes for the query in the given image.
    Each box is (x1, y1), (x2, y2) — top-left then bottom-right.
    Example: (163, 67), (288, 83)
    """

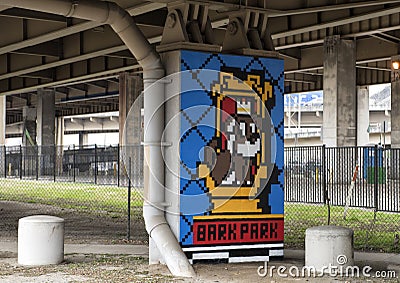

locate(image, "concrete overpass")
(2, 0), (400, 148)
(4, 104), (393, 147)
(2, 0), (400, 277)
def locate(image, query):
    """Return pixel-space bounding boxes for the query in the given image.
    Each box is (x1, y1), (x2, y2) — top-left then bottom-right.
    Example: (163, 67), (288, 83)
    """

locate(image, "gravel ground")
(0, 251), (398, 283)
(0, 253), (180, 283)
(0, 200), (147, 245)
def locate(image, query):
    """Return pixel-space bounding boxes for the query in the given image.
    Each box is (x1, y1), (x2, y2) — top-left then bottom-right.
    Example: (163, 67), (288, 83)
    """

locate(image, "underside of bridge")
(1, 0), (400, 134)
(2, 0), (400, 277)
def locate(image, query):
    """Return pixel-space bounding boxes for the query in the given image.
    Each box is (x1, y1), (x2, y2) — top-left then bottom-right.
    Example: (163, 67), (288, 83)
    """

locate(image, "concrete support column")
(323, 35), (357, 147)
(56, 117), (64, 148)
(37, 89), (55, 176)
(55, 117), (64, 175)
(391, 56), (400, 148)
(119, 72), (143, 146)
(357, 86), (369, 146)
(78, 132), (88, 148)
(22, 106), (37, 147)
(0, 96), (5, 145)
(37, 89), (55, 147)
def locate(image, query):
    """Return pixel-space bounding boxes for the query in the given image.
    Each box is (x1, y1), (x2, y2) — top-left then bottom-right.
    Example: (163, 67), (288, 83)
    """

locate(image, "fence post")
(73, 144), (76, 183)
(127, 157), (132, 239)
(53, 146), (56, 182)
(3, 145), (6, 178)
(117, 145), (120, 187)
(323, 145), (331, 225)
(19, 145), (23, 180)
(322, 144), (327, 204)
(374, 144), (379, 212)
(35, 145), (39, 180)
(94, 144), (98, 184)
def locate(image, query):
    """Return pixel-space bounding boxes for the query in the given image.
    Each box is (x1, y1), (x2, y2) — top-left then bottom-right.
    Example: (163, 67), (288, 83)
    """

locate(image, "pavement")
(0, 241), (148, 257)
(0, 240), (399, 272)
(0, 241), (400, 282)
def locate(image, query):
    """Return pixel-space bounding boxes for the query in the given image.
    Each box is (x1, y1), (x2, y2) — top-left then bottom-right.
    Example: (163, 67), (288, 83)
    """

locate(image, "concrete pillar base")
(18, 215), (64, 266)
(305, 225), (354, 273)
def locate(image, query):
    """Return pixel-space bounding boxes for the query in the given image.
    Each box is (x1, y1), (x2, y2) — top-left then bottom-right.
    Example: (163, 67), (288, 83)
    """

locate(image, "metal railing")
(0, 144), (399, 251)
(285, 145), (400, 251)
(285, 145), (400, 212)
(0, 144), (143, 187)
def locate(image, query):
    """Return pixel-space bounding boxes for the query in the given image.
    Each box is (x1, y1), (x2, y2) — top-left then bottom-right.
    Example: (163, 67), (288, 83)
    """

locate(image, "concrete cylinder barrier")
(305, 225), (354, 273)
(18, 215), (64, 265)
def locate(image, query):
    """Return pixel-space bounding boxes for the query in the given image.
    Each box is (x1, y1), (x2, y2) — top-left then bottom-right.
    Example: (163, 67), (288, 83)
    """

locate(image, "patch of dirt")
(0, 254), (177, 283)
(0, 254), (394, 283)
(0, 201), (146, 244)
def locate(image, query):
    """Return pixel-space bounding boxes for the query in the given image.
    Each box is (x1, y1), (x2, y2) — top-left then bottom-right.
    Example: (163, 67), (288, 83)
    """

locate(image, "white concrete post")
(0, 96), (5, 145)
(357, 86), (369, 146)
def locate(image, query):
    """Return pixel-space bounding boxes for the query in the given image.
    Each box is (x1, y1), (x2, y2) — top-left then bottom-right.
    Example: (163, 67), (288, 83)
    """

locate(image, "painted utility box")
(162, 50), (284, 264)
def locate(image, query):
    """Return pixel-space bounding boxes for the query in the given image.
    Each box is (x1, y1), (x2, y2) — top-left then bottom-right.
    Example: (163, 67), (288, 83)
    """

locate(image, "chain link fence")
(0, 144), (399, 252)
(0, 145), (146, 244)
(285, 145), (400, 252)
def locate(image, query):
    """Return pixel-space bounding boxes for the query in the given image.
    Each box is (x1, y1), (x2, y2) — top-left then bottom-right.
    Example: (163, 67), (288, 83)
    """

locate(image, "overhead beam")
(0, 2), (166, 56)
(267, 0), (400, 17)
(285, 73), (319, 83)
(66, 84), (87, 94)
(0, 7), (67, 22)
(191, 0), (400, 16)
(372, 32), (400, 44)
(106, 50), (135, 59)
(272, 6), (400, 39)
(275, 19), (399, 51)
(85, 80), (108, 89)
(20, 69), (53, 79)
(0, 21), (98, 55)
(0, 33), (161, 81)
(0, 64), (140, 96)
(0, 45), (127, 80)
(356, 65), (391, 72)
(371, 34), (398, 45)
(11, 41), (59, 57)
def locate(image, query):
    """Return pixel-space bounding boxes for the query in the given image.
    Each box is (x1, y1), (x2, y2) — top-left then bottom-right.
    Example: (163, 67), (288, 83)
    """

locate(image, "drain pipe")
(0, 0), (195, 278)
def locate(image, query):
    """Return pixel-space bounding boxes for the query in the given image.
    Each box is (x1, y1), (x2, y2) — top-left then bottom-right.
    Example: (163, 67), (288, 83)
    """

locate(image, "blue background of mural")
(179, 50), (284, 246)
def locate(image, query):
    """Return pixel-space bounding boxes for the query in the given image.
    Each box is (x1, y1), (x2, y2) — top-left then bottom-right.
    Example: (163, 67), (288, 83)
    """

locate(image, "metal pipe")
(0, 0), (194, 277)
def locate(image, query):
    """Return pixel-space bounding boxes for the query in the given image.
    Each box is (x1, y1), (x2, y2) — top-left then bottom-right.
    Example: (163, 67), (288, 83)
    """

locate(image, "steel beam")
(267, 0), (400, 17)
(0, 65), (140, 96)
(1, 8), (67, 22)
(0, 2), (166, 55)
(272, 6), (400, 39)
(0, 45), (126, 80)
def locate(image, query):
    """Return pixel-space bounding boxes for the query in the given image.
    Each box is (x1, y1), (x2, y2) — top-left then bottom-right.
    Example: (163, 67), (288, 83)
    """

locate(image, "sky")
(369, 83), (389, 94)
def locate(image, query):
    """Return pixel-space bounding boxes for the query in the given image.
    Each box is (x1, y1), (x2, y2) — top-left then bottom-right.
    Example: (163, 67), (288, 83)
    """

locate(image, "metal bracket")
(161, 9), (189, 45)
(222, 17), (250, 51)
(160, 1), (216, 47)
(222, 9), (276, 53)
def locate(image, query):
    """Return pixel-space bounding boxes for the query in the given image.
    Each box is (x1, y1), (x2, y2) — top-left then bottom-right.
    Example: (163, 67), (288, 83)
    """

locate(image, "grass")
(0, 178), (399, 252)
(285, 203), (400, 252)
(0, 178), (143, 216)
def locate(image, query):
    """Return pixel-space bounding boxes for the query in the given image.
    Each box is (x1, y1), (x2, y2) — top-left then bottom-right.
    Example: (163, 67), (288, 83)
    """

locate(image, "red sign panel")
(193, 219), (284, 245)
